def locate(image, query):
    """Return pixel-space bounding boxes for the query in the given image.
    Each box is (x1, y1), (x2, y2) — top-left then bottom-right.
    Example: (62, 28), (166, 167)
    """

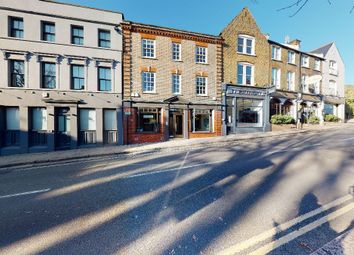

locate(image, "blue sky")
(60, 0), (353, 84)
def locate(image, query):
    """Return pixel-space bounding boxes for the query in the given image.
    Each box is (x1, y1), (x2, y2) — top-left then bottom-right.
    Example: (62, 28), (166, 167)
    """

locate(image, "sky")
(59, 0), (353, 85)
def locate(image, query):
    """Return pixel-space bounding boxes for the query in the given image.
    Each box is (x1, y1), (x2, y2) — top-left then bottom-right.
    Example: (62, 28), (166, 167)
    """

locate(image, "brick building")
(121, 22), (223, 144)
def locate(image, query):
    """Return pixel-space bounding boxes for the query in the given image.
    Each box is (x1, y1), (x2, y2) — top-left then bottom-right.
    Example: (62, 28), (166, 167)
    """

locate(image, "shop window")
(30, 107), (47, 146)
(79, 109), (96, 145)
(3, 107), (20, 147)
(104, 109), (117, 144)
(137, 108), (161, 133)
(236, 99), (263, 127)
(193, 109), (212, 132)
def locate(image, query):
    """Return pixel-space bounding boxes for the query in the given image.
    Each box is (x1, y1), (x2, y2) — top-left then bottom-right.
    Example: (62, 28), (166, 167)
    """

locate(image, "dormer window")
(237, 35), (255, 55)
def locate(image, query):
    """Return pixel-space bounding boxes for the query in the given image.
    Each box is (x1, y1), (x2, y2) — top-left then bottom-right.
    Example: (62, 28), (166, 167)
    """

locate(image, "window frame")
(71, 25), (84, 45)
(195, 46), (208, 64)
(41, 21), (55, 42)
(196, 76), (207, 96)
(286, 71), (295, 91)
(272, 46), (282, 61)
(237, 34), (255, 55)
(136, 108), (161, 133)
(314, 59), (321, 71)
(70, 64), (85, 90)
(41, 62), (56, 89)
(172, 42), (182, 61)
(142, 71), (156, 93)
(9, 60), (25, 87)
(142, 39), (156, 58)
(237, 62), (254, 86)
(329, 80), (337, 96)
(301, 55), (310, 68)
(287, 51), (296, 64)
(9, 17), (24, 38)
(98, 67), (112, 92)
(271, 68), (281, 88)
(192, 109), (213, 133)
(172, 74), (181, 95)
(98, 29), (111, 48)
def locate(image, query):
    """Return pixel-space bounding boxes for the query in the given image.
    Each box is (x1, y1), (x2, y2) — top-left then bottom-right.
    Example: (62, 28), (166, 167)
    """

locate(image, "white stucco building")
(0, 0), (123, 155)
(311, 42), (345, 120)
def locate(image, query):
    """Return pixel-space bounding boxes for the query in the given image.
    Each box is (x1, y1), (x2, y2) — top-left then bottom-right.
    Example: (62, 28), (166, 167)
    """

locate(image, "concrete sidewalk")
(0, 123), (348, 169)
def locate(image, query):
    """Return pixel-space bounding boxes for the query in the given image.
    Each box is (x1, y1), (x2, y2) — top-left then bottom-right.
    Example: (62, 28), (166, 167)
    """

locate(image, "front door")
(169, 110), (183, 138)
(55, 108), (71, 149)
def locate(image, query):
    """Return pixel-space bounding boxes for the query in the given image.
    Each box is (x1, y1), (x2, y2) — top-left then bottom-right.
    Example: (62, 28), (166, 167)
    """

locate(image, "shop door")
(169, 110), (183, 138)
(55, 108), (71, 149)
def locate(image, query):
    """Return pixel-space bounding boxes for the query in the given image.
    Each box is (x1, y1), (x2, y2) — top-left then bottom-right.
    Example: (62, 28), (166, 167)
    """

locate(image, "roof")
(269, 40), (325, 60)
(122, 21), (223, 43)
(310, 42), (334, 55)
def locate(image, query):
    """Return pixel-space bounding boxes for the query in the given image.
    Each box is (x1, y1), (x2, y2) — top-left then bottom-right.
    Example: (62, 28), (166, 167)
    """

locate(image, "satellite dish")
(305, 75), (322, 85)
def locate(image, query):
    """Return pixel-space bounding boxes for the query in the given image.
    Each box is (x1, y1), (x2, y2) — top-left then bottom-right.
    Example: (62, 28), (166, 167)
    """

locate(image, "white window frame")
(142, 39), (156, 58)
(301, 55), (309, 68)
(314, 59), (321, 71)
(172, 74), (181, 94)
(272, 46), (282, 61)
(142, 71), (156, 93)
(287, 51), (295, 64)
(287, 71), (295, 91)
(329, 80), (337, 96)
(196, 76), (207, 96)
(172, 43), (181, 61)
(272, 68), (281, 88)
(301, 75), (309, 93)
(329, 60), (338, 75)
(196, 46), (207, 64)
(237, 34), (255, 55)
(237, 62), (255, 86)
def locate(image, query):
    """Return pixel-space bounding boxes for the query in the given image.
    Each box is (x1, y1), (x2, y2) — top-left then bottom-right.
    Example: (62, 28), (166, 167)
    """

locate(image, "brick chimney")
(289, 39), (301, 50)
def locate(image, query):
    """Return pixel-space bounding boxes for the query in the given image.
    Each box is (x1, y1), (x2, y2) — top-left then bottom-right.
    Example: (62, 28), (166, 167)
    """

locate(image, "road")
(0, 127), (353, 255)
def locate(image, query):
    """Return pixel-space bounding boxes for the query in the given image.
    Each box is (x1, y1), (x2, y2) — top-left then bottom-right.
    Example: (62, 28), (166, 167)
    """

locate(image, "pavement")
(0, 122), (348, 169)
(0, 122), (353, 255)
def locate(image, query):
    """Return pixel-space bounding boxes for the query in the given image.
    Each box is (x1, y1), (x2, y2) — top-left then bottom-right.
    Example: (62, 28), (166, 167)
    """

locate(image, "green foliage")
(271, 115), (295, 125)
(324, 114), (340, 122)
(308, 116), (320, 124)
(345, 86), (354, 118)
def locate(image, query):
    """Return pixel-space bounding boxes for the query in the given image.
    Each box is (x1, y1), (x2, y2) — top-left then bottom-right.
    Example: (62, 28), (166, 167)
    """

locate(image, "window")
(272, 46), (281, 61)
(329, 80), (337, 96)
(172, 74), (181, 94)
(309, 81), (320, 94)
(236, 99), (263, 127)
(237, 35), (255, 55)
(272, 68), (281, 88)
(301, 56), (309, 68)
(329, 61), (338, 75)
(193, 109), (212, 132)
(98, 67), (111, 91)
(288, 51), (295, 64)
(71, 25), (84, 45)
(137, 108), (161, 133)
(301, 75), (308, 93)
(142, 39), (155, 58)
(314, 59), (321, 71)
(142, 72), (155, 93)
(30, 108), (47, 146)
(172, 43), (181, 61)
(287, 71), (295, 91)
(79, 109), (96, 145)
(103, 109), (117, 144)
(196, 76), (207, 95)
(42, 22), (55, 42)
(9, 17), (24, 38)
(98, 29), (111, 48)
(71, 65), (85, 90)
(196, 46), (207, 64)
(237, 63), (254, 85)
(41, 62), (56, 89)
(10, 60), (24, 87)
(3, 107), (20, 147)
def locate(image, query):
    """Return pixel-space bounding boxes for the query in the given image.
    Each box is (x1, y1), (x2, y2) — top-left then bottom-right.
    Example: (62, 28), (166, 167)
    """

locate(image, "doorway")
(169, 109), (183, 138)
(55, 107), (71, 149)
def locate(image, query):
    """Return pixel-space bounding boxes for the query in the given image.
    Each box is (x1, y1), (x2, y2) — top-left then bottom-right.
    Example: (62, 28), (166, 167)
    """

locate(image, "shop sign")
(227, 87), (267, 97)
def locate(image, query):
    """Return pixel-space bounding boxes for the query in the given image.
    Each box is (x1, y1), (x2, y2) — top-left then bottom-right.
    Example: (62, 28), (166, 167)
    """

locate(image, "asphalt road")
(0, 127), (354, 255)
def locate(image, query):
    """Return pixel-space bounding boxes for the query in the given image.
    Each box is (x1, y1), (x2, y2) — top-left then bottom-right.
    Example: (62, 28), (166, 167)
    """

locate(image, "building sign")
(226, 87), (267, 97)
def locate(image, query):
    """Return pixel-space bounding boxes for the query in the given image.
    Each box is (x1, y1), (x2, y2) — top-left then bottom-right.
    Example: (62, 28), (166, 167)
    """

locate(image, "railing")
(79, 131), (96, 145)
(2, 130), (20, 147)
(30, 131), (47, 147)
(104, 130), (118, 144)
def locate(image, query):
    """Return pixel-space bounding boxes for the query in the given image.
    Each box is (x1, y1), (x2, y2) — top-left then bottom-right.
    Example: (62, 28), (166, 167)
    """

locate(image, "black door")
(55, 108), (71, 149)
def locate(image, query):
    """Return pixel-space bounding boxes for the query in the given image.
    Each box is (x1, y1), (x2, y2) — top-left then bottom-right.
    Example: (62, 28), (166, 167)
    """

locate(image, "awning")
(324, 96), (345, 105)
(302, 94), (321, 103)
(162, 96), (190, 104)
(271, 90), (297, 100)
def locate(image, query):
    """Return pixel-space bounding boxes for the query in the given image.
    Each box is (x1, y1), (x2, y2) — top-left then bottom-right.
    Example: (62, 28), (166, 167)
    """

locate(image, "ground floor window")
(3, 107), (20, 147)
(137, 108), (161, 133)
(193, 109), (213, 132)
(30, 107), (48, 146)
(236, 99), (263, 127)
(104, 109), (117, 144)
(79, 109), (96, 145)
(324, 104), (334, 115)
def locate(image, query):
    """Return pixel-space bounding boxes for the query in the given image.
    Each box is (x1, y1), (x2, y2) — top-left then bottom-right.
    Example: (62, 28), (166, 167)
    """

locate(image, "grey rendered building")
(0, 0), (124, 155)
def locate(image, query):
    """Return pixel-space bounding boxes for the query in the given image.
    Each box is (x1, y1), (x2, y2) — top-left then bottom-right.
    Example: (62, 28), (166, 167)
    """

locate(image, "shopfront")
(222, 84), (272, 134)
